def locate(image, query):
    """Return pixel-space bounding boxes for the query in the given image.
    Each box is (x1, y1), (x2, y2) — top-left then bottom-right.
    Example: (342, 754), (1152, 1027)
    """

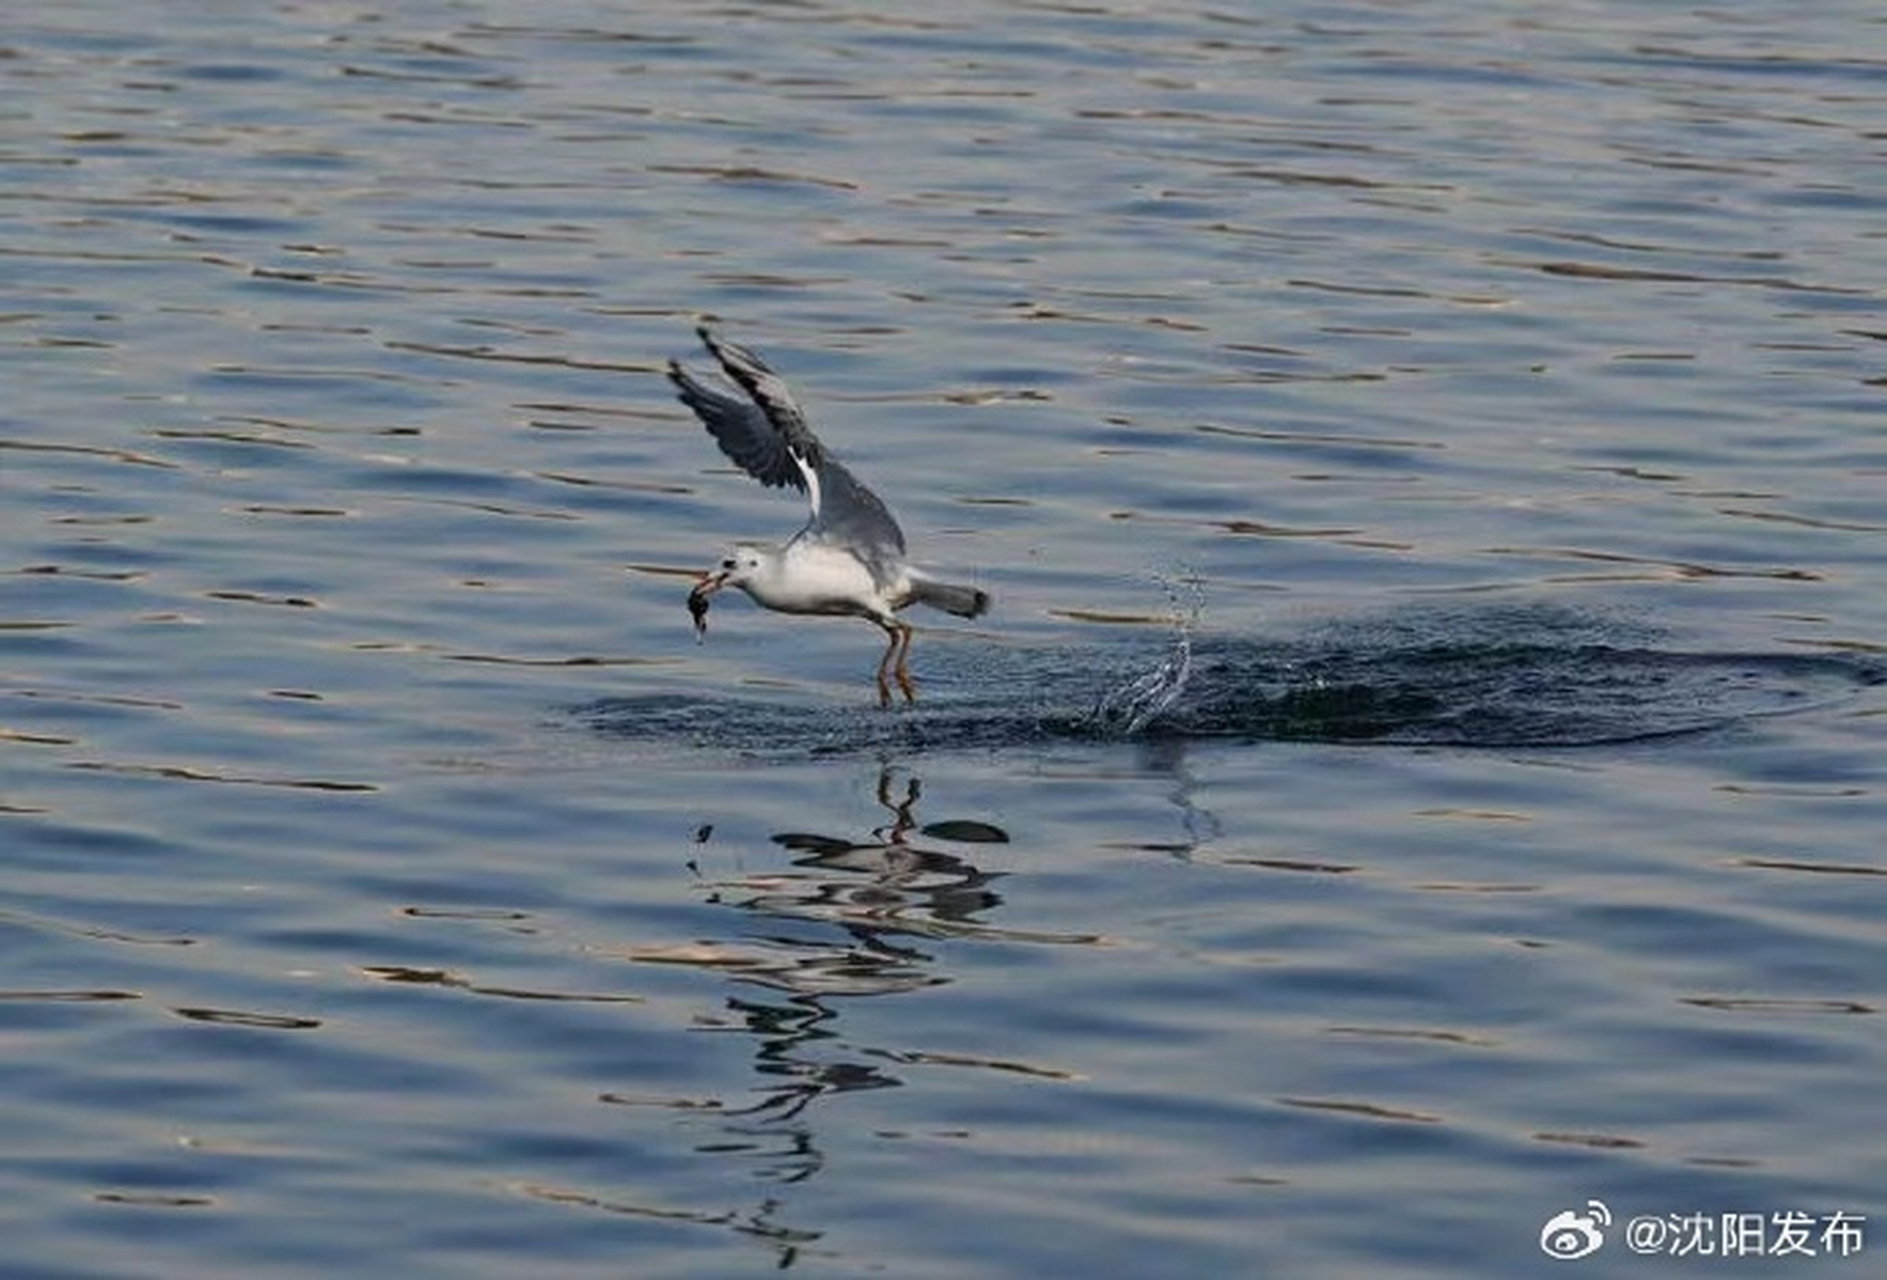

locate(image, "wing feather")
(669, 326), (908, 567)
(666, 360), (806, 493)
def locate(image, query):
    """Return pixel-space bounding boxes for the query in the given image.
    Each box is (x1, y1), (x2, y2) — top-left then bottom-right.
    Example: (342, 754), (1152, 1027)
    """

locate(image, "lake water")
(4, 2), (1884, 1276)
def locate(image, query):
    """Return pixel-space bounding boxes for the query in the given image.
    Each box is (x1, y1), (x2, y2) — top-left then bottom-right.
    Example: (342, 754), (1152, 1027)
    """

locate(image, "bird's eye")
(721, 558), (736, 570)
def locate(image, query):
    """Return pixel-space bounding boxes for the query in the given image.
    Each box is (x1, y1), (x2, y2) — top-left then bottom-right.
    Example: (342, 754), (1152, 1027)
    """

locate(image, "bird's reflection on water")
(706, 769), (1007, 947)
(599, 764), (1093, 1258)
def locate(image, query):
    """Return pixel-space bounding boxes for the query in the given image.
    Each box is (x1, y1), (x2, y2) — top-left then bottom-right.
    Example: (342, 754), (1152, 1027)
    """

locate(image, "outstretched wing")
(667, 339), (810, 494)
(669, 326), (906, 561)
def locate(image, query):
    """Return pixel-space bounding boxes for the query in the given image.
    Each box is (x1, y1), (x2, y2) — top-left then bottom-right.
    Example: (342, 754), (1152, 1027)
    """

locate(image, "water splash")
(577, 604), (1886, 758)
(1084, 572), (1203, 737)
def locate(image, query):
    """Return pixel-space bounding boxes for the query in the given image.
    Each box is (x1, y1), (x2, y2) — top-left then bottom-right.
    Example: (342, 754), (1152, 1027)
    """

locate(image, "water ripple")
(582, 607), (1883, 756)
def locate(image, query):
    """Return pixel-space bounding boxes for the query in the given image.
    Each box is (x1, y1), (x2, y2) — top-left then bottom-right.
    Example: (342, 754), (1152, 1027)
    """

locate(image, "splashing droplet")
(1086, 572), (1202, 735)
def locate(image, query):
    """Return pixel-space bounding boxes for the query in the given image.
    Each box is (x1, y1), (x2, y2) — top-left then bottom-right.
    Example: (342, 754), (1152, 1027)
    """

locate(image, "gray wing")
(669, 326), (907, 561)
(667, 334), (807, 493)
(808, 453), (908, 571)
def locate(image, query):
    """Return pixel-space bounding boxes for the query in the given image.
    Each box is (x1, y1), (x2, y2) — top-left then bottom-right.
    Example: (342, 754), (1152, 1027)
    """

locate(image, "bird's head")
(688, 546), (764, 642)
(691, 544), (766, 600)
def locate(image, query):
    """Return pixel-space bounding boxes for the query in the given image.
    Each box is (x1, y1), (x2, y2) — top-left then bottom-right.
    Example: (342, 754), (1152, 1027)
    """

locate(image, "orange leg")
(874, 620), (916, 707)
(892, 622), (916, 703)
(875, 623), (898, 708)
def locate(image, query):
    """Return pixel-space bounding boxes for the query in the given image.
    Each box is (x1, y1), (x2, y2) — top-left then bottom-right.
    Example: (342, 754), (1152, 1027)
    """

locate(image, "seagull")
(669, 326), (989, 706)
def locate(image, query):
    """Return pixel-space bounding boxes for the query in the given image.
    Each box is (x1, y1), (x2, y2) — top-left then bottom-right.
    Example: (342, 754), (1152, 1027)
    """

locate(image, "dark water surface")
(5, 2), (1886, 1276)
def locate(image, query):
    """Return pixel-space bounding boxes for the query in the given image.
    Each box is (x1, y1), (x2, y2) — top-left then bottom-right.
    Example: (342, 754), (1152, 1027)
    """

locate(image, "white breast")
(742, 541), (901, 618)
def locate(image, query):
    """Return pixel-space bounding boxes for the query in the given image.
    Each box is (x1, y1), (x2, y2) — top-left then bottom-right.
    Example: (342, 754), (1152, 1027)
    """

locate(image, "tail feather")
(908, 575), (990, 620)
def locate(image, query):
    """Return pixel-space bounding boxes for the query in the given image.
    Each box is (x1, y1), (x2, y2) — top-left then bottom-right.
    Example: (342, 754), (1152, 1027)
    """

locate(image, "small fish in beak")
(687, 571), (724, 642)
